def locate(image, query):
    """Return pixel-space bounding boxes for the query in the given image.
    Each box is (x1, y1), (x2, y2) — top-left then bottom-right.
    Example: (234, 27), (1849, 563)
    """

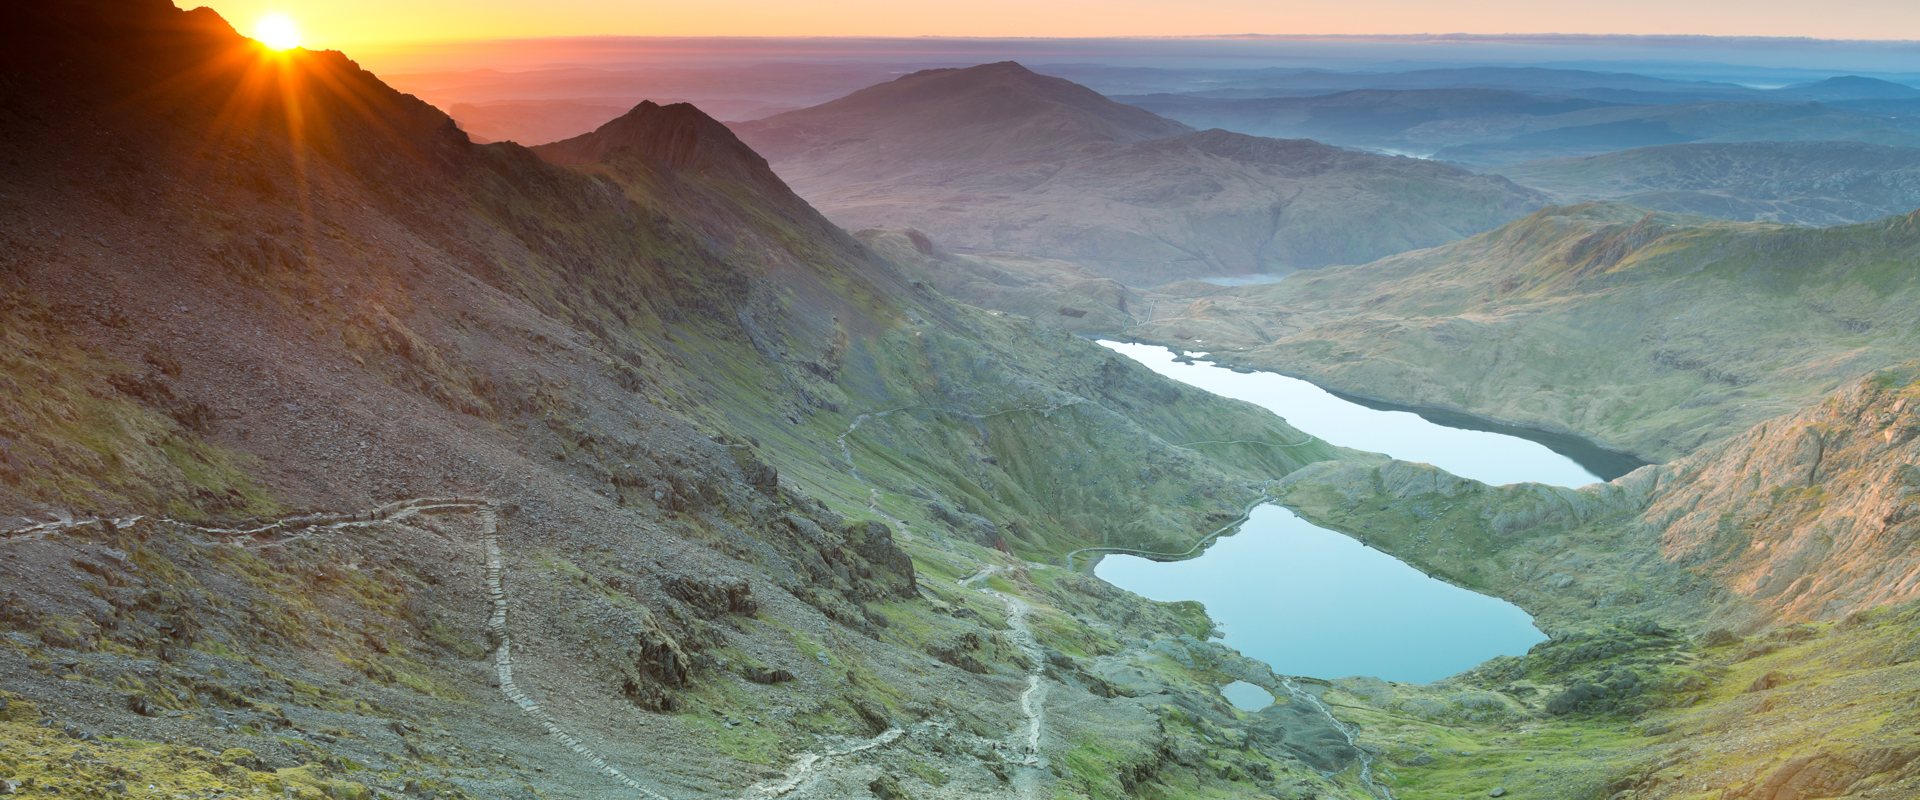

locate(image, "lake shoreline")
(1087, 333), (1655, 481)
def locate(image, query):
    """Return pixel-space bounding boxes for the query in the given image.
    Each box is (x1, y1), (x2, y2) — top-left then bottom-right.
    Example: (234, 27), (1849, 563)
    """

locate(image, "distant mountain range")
(1124, 79), (1920, 164)
(1493, 141), (1920, 226)
(732, 62), (1548, 284)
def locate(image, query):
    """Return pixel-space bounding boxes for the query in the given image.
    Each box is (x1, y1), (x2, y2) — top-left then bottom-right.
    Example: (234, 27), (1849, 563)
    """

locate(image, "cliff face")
(1644, 365), (1920, 623)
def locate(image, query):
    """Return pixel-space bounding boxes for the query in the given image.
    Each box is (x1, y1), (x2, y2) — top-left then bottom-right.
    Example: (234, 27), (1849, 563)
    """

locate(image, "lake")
(1090, 341), (1634, 682)
(1097, 506), (1545, 683)
(1097, 341), (1645, 487)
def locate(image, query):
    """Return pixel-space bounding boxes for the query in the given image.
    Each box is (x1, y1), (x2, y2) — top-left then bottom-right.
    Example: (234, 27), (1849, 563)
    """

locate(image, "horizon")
(197, 0), (1920, 60)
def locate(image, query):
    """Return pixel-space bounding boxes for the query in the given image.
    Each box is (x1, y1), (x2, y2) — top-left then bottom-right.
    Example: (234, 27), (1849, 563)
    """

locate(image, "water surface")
(1099, 341), (1625, 487)
(1097, 507), (1546, 683)
(1091, 340), (1593, 682)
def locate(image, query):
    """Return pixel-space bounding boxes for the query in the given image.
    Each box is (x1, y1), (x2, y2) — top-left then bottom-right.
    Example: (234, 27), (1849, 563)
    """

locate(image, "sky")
(206, 0), (1920, 51)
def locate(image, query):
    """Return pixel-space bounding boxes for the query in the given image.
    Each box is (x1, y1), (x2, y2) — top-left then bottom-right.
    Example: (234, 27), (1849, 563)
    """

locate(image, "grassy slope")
(1131, 202), (1920, 461)
(1254, 366), (1920, 798)
(0, 3), (1379, 799)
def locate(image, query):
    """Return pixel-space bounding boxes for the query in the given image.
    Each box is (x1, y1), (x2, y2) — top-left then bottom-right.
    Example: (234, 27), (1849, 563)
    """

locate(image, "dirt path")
(3, 498), (954, 800)
(961, 565), (1051, 799)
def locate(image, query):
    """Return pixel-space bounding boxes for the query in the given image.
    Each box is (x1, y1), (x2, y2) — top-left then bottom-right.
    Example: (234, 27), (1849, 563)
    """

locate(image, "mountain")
(1059, 65), (1759, 98)
(531, 100), (802, 199)
(1432, 101), (1920, 163)
(1493, 141), (1920, 226)
(1772, 75), (1920, 102)
(733, 61), (1193, 178)
(1263, 364), (1920, 799)
(1122, 203), (1920, 461)
(0, 3), (1412, 799)
(1120, 88), (1621, 151)
(1128, 84), (1920, 164)
(734, 62), (1549, 284)
(873, 218), (1920, 799)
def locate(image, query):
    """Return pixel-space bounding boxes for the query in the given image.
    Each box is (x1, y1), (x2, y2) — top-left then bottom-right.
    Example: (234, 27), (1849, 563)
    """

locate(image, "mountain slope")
(1263, 367), (1920, 800)
(1124, 203), (1920, 461)
(734, 62), (1549, 284)
(736, 61), (1192, 174)
(0, 4), (1388, 800)
(1431, 101), (1920, 164)
(1494, 141), (1920, 226)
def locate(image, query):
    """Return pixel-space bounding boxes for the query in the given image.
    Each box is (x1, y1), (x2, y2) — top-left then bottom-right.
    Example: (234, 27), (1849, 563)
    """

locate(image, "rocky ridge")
(0, 2), (1402, 799)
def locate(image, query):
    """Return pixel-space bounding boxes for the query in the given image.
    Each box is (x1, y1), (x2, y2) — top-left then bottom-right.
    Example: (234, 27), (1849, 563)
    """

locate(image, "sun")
(254, 13), (301, 51)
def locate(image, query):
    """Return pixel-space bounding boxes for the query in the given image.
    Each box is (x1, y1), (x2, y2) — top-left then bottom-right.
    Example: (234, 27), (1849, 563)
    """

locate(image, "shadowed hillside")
(0, 3), (1407, 800)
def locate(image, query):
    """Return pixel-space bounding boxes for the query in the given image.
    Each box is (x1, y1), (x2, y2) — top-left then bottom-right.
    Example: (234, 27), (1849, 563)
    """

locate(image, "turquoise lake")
(1090, 341), (1623, 683)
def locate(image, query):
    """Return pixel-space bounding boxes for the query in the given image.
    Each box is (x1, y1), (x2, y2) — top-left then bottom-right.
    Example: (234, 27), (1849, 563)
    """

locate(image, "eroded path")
(961, 565), (1051, 800)
(3, 498), (950, 800)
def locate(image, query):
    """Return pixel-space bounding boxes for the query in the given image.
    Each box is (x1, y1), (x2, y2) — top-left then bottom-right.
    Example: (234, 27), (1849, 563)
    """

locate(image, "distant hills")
(1077, 65), (1763, 99)
(1493, 141), (1920, 226)
(1125, 202), (1920, 459)
(732, 62), (1548, 284)
(1129, 88), (1920, 164)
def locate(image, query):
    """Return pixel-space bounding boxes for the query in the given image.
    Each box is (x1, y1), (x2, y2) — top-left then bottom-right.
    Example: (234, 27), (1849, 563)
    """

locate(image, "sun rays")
(254, 13), (301, 51)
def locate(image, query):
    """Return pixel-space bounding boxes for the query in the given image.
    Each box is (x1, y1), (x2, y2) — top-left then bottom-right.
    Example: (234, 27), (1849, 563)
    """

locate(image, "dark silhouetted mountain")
(532, 100), (802, 203)
(0, 3), (1376, 800)
(734, 62), (1548, 283)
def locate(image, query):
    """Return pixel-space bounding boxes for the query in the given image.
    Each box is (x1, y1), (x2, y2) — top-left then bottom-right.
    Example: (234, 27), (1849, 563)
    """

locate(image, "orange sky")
(204, 0), (1920, 51)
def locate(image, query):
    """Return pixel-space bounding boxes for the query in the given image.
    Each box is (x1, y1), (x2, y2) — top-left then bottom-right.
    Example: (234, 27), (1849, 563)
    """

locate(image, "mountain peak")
(531, 99), (782, 188)
(733, 60), (1192, 166)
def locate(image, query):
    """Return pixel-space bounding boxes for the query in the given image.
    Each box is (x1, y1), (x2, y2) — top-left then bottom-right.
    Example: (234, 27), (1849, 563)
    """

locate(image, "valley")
(3, 2), (1920, 800)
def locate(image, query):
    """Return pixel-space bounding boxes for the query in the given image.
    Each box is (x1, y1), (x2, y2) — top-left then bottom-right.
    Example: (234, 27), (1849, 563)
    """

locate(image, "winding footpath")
(837, 401), (1068, 798)
(1, 498), (944, 800)
(960, 565), (1051, 800)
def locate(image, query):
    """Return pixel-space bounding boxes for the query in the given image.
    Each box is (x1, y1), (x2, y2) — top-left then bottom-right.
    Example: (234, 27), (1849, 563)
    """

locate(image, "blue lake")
(1097, 506), (1546, 683)
(1091, 341), (1607, 682)
(1098, 341), (1620, 488)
